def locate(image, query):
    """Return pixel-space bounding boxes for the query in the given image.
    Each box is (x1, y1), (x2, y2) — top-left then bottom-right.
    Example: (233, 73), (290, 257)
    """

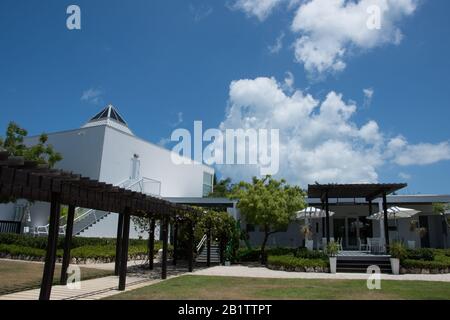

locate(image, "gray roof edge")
(308, 194), (450, 204)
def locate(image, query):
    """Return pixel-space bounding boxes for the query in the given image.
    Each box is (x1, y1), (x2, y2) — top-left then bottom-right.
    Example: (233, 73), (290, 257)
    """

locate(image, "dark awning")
(308, 183), (407, 202)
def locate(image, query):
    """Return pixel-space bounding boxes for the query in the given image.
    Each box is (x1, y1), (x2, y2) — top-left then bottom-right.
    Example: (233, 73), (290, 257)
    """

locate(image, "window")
(202, 172), (213, 197)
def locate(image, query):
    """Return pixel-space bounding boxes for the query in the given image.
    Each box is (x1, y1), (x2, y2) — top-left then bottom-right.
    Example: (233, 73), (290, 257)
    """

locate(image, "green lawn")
(106, 275), (450, 300)
(0, 260), (113, 295)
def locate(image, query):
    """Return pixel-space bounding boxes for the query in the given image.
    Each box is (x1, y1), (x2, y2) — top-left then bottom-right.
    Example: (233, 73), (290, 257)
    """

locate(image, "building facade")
(0, 105), (214, 238)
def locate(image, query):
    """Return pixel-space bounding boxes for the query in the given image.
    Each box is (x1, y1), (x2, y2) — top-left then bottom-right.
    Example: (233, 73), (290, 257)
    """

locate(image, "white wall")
(24, 126), (106, 180)
(99, 126), (214, 197)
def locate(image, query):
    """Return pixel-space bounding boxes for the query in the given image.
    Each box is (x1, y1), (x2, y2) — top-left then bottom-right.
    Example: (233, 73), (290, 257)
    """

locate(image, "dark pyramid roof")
(89, 104), (128, 126)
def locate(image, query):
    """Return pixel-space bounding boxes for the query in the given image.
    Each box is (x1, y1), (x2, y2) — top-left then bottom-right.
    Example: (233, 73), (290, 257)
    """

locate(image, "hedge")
(0, 233), (148, 250)
(267, 255), (328, 269)
(235, 247), (327, 262)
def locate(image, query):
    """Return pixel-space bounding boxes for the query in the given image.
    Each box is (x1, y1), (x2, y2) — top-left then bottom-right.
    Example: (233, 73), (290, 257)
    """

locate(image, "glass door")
(347, 218), (359, 249)
(333, 218), (346, 248)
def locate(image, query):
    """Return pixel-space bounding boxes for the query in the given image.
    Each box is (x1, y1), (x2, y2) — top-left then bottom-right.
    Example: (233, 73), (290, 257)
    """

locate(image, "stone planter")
(329, 257), (337, 274)
(224, 260), (231, 266)
(390, 258), (400, 275)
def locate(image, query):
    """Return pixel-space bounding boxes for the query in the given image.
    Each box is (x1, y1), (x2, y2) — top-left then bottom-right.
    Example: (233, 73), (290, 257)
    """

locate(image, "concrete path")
(0, 276), (158, 300)
(193, 265), (450, 282)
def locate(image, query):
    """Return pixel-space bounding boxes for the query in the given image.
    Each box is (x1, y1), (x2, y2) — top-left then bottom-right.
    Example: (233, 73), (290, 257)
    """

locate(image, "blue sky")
(1, 0), (449, 194)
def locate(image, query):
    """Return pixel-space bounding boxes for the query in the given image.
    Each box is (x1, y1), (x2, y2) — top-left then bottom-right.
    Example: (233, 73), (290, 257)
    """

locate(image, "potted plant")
(224, 246), (233, 266)
(326, 242), (339, 274)
(389, 242), (406, 275)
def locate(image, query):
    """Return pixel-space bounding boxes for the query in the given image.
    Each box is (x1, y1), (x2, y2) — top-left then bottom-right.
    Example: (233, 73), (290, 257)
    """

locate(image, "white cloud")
(399, 172), (411, 180)
(291, 0), (418, 75)
(189, 4), (213, 22)
(390, 141), (450, 166)
(172, 112), (184, 127)
(81, 88), (103, 105)
(268, 32), (285, 54)
(231, 0), (283, 21)
(216, 76), (450, 185)
(363, 87), (374, 107)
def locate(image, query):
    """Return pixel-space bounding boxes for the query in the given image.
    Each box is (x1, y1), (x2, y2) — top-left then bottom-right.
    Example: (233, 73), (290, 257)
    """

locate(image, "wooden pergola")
(308, 183), (407, 248)
(0, 150), (200, 300)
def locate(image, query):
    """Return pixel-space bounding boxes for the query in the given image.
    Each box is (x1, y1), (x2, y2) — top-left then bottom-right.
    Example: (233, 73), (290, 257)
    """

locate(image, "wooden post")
(60, 205), (75, 285)
(206, 225), (211, 267)
(382, 192), (390, 251)
(188, 220), (194, 272)
(172, 219), (178, 266)
(114, 212), (124, 276)
(118, 209), (131, 291)
(39, 193), (61, 300)
(148, 217), (155, 270)
(325, 192), (330, 243)
(161, 216), (169, 279)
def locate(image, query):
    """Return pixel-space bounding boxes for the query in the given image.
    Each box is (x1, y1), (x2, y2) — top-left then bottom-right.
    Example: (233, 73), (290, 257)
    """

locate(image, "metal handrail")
(196, 234), (207, 253)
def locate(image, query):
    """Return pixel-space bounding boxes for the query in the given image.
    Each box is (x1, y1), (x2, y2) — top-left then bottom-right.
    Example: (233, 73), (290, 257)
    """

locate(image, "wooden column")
(206, 225), (211, 267)
(325, 192), (330, 243)
(60, 205), (75, 285)
(114, 212), (124, 276)
(172, 219), (178, 266)
(148, 217), (155, 270)
(188, 220), (194, 272)
(39, 193), (61, 300)
(161, 216), (169, 279)
(382, 192), (390, 251)
(118, 209), (131, 291)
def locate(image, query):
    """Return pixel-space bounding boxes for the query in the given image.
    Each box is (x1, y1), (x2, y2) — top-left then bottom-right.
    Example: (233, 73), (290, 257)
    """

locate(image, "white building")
(0, 105), (215, 238)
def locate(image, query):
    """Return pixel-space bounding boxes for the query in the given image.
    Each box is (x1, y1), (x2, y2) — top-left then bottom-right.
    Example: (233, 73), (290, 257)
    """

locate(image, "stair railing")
(196, 234), (207, 253)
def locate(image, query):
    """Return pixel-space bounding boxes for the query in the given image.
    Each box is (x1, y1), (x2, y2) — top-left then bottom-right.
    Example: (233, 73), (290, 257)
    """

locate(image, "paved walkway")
(0, 276), (158, 300)
(193, 265), (450, 282)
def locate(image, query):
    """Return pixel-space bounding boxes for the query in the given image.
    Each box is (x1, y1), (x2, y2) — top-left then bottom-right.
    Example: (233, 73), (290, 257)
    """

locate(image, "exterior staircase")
(195, 235), (221, 263)
(196, 244), (221, 263)
(337, 256), (392, 273)
(35, 177), (161, 237)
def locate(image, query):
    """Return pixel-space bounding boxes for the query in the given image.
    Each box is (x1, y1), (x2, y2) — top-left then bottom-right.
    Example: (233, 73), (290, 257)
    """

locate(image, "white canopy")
(296, 207), (335, 220)
(368, 206), (421, 220)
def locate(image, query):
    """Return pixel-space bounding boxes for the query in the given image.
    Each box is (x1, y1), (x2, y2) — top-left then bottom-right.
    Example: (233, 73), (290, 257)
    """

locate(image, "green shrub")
(405, 248), (435, 261)
(0, 244), (46, 257)
(389, 242), (407, 260)
(267, 255), (328, 269)
(402, 259), (450, 270)
(0, 233), (148, 250)
(295, 248), (327, 260)
(236, 248), (260, 262)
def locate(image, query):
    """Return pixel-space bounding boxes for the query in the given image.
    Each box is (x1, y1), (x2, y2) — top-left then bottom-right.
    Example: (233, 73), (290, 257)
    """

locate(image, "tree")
(230, 176), (306, 263)
(0, 122), (62, 203)
(207, 175), (233, 198)
(0, 122), (62, 167)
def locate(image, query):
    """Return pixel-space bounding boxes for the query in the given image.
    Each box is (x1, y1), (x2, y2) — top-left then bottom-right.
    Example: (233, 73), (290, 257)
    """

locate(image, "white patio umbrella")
(368, 206), (421, 241)
(367, 206), (420, 220)
(296, 207), (335, 220)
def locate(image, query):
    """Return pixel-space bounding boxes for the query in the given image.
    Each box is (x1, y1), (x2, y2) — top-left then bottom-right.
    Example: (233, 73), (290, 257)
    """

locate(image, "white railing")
(196, 234), (207, 253)
(35, 176), (162, 236)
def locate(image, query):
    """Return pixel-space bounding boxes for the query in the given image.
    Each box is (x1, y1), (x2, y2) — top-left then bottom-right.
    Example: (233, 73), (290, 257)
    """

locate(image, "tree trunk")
(260, 231), (270, 265)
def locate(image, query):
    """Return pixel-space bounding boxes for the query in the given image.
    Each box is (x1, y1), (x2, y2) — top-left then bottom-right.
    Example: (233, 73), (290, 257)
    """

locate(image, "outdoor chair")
(358, 238), (369, 252)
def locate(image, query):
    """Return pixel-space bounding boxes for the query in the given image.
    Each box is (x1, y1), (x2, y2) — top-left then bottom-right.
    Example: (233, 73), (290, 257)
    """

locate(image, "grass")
(0, 260), (113, 295)
(105, 275), (450, 300)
